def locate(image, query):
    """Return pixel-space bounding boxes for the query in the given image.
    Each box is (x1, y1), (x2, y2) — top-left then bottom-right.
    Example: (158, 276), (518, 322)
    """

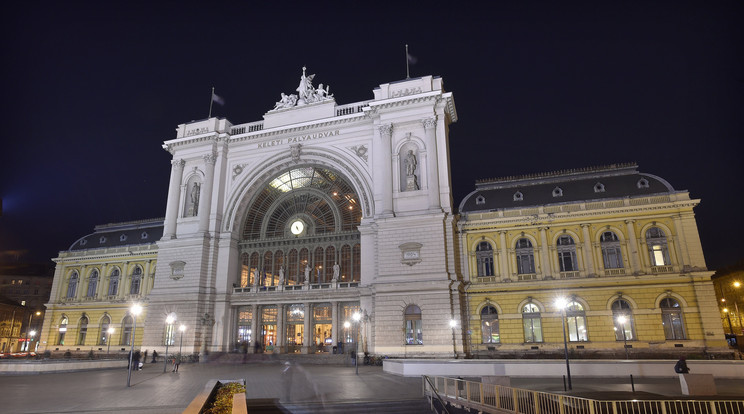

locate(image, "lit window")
(646, 227), (670, 266)
(660, 298), (685, 340)
(516, 238), (535, 274)
(612, 299), (634, 341)
(522, 303), (542, 343)
(480, 306), (499, 343)
(404, 305), (423, 345)
(557, 235), (577, 272)
(565, 301), (588, 341)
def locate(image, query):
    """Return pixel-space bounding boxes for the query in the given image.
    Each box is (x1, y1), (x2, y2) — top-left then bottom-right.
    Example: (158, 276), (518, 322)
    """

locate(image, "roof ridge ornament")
(272, 66), (334, 111)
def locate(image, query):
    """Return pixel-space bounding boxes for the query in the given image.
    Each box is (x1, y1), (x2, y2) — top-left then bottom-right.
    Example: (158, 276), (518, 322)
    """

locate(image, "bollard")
(630, 374), (635, 392)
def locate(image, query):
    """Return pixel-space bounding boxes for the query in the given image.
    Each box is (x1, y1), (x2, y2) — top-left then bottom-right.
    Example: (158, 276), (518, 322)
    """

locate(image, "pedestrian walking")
(133, 350), (141, 371)
(172, 354), (181, 372)
(152, 350), (158, 363)
(674, 356), (689, 374)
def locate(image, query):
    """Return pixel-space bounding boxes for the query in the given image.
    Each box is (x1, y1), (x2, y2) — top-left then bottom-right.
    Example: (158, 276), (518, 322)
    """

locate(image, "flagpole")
(405, 44), (410, 79)
(208, 87), (214, 118)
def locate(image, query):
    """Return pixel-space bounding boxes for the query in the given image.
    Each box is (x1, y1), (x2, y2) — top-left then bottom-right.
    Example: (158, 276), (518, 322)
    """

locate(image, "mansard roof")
(459, 163), (677, 213)
(68, 218), (164, 252)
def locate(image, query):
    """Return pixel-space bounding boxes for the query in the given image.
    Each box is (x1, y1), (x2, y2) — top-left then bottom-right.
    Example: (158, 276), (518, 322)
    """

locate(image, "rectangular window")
(405, 320), (423, 345)
(652, 245), (667, 266)
(523, 317), (542, 343)
(567, 315), (588, 341)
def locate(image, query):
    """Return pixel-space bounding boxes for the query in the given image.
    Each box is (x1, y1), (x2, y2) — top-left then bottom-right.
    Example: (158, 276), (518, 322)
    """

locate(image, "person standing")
(172, 354), (181, 372)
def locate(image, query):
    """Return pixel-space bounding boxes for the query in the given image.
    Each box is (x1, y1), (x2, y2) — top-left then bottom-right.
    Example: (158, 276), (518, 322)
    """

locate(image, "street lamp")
(29, 331), (36, 353)
(178, 324), (186, 356)
(127, 303), (142, 388)
(107, 327), (115, 354)
(555, 297), (572, 390)
(616, 315), (629, 359)
(734, 282), (743, 334)
(24, 311), (41, 355)
(450, 319), (458, 359)
(164, 313), (176, 373)
(352, 312), (362, 375)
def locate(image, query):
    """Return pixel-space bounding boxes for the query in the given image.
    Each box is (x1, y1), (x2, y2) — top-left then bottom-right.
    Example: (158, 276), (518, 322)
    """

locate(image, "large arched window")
(404, 305), (423, 345)
(58, 316), (68, 345)
(108, 269), (120, 296)
(612, 299), (634, 341)
(130, 266), (142, 295)
(601, 231), (624, 269)
(660, 298), (685, 339)
(99, 315), (111, 345)
(66, 272), (78, 299)
(480, 306), (499, 343)
(566, 301), (588, 341)
(557, 235), (578, 272)
(78, 315), (89, 345)
(121, 315), (133, 346)
(516, 238), (535, 274)
(522, 303), (543, 343)
(86, 270), (99, 298)
(646, 227), (670, 267)
(476, 242), (494, 277)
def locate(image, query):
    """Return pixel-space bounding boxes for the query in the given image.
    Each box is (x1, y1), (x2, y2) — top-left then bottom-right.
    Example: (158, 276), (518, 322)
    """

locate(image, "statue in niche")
(278, 266), (285, 285)
(332, 262), (340, 281)
(404, 150), (418, 176)
(403, 150), (420, 191)
(304, 264), (311, 283)
(190, 182), (201, 216)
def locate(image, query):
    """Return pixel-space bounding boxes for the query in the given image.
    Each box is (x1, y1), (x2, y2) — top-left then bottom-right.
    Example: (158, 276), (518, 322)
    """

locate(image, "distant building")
(0, 297), (26, 353)
(458, 164), (727, 357)
(41, 69), (728, 359)
(0, 262), (53, 352)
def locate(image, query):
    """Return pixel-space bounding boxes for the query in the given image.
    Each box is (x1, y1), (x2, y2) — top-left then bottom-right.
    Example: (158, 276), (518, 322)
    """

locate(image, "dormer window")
(141, 231), (149, 240)
(475, 195), (485, 205)
(513, 191), (524, 201)
(552, 187), (563, 197)
(637, 178), (649, 189)
(80, 239), (87, 246)
(99, 236), (107, 244)
(119, 234), (128, 242)
(594, 182), (605, 193)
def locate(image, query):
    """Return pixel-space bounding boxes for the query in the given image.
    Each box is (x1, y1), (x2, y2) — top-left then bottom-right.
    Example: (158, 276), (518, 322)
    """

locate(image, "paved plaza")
(1, 360), (742, 413)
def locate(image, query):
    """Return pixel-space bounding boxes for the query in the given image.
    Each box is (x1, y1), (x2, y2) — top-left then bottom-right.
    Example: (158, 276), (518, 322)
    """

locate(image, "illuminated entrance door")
(237, 306), (252, 352)
(261, 306), (277, 351)
(286, 304), (304, 353)
(313, 303), (332, 352)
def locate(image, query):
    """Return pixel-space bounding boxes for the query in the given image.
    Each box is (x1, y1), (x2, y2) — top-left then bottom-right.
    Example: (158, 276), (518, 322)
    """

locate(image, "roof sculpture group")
(273, 66), (334, 110)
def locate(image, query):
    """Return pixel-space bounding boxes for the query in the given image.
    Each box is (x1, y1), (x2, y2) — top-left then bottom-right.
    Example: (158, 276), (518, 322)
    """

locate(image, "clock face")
(290, 220), (304, 235)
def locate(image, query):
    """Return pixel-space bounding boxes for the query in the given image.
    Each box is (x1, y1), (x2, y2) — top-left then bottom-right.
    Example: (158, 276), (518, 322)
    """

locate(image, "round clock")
(290, 220), (305, 235)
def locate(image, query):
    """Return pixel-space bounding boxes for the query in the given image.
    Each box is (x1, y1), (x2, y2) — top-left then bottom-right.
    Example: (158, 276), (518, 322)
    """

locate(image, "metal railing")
(422, 375), (744, 414)
(422, 375), (451, 414)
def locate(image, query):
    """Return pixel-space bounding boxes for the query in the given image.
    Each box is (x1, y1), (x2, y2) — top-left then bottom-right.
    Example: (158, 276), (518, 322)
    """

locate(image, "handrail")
(422, 375), (451, 414)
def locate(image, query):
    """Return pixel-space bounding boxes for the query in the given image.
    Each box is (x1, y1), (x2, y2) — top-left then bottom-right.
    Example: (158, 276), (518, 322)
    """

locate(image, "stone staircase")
(247, 398), (433, 413)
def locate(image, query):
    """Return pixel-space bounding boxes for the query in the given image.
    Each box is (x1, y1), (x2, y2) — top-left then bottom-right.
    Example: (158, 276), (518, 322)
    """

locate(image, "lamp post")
(179, 324), (186, 356)
(555, 298), (572, 390)
(450, 319), (458, 359)
(24, 311), (41, 354)
(164, 314), (175, 373)
(352, 312), (362, 375)
(29, 331), (36, 353)
(127, 303), (142, 388)
(617, 315), (629, 360)
(734, 281), (743, 334)
(106, 327), (115, 354)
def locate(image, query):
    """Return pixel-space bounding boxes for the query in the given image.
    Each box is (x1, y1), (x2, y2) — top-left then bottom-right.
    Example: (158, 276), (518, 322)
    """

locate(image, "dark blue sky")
(1, 1), (742, 269)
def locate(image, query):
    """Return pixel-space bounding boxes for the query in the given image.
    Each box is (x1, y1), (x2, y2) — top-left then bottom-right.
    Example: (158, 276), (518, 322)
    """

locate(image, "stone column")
(163, 159), (185, 239)
(378, 124), (394, 216)
(331, 302), (338, 352)
(499, 231), (509, 280)
(539, 228), (552, 278)
(198, 152), (217, 234)
(302, 303), (312, 354)
(422, 117), (441, 211)
(250, 305), (259, 353)
(625, 220), (641, 274)
(580, 224), (596, 276)
(276, 304), (284, 353)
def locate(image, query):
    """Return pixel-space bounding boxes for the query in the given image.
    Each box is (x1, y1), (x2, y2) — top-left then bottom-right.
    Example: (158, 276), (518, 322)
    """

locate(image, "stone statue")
(274, 93), (297, 110)
(405, 150), (417, 177)
(316, 83), (330, 99)
(252, 272), (259, 287)
(304, 264), (311, 283)
(278, 266), (285, 285)
(296, 67), (316, 104)
(190, 182), (201, 216)
(332, 262), (340, 281)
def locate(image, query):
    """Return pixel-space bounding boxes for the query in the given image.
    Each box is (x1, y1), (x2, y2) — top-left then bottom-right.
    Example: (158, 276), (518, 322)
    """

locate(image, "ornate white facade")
(142, 71), (461, 357)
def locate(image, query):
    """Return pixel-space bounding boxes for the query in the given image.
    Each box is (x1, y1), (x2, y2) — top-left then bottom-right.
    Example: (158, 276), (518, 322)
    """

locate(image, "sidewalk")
(2, 360), (742, 414)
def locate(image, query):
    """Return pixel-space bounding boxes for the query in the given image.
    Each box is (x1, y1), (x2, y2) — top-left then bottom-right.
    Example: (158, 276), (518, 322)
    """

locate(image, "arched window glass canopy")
(238, 166), (363, 285)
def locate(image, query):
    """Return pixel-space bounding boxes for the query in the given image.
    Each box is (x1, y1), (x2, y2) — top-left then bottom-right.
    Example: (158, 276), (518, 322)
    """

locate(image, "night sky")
(1, 2), (742, 270)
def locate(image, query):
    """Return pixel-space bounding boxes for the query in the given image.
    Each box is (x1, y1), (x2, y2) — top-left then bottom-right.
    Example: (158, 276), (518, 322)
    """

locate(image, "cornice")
(163, 133), (225, 153)
(459, 201), (701, 231)
(228, 114), (370, 144)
